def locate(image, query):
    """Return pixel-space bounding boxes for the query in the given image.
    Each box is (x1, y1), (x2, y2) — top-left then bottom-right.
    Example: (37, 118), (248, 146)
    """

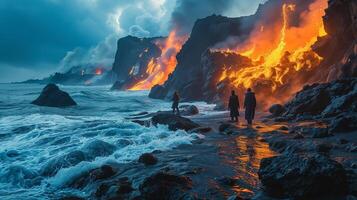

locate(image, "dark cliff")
(111, 36), (162, 89)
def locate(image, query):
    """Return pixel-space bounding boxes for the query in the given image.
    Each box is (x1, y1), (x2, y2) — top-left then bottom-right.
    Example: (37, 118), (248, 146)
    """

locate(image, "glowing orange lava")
(217, 0), (328, 91)
(129, 31), (187, 90)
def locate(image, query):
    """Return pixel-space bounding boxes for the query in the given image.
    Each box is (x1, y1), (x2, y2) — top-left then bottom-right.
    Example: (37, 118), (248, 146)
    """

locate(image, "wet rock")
(284, 83), (331, 116)
(139, 172), (192, 199)
(69, 165), (117, 189)
(151, 113), (200, 131)
(227, 195), (245, 200)
(32, 84), (77, 107)
(180, 105), (199, 116)
(189, 126), (212, 133)
(138, 153), (158, 166)
(218, 123), (239, 135)
(312, 128), (331, 138)
(258, 154), (348, 199)
(329, 114), (357, 133)
(269, 104), (286, 117)
(95, 183), (110, 198)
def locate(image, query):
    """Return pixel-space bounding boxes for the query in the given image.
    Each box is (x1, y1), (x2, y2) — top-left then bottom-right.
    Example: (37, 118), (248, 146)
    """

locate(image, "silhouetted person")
(228, 90), (240, 122)
(244, 88), (256, 125)
(172, 91), (180, 115)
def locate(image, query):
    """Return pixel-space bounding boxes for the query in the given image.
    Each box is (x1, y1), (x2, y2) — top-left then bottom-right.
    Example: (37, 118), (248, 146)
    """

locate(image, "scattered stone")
(32, 84), (77, 107)
(138, 153), (158, 166)
(69, 165), (117, 189)
(139, 172), (192, 199)
(269, 104), (286, 117)
(189, 126), (212, 133)
(218, 123), (239, 134)
(95, 183), (110, 197)
(259, 154), (348, 199)
(180, 105), (199, 116)
(151, 113), (200, 131)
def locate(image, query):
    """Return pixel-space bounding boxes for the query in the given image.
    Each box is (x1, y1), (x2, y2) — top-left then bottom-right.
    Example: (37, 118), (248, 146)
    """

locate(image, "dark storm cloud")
(0, 0), (265, 82)
(0, 0), (112, 69)
(171, 0), (235, 34)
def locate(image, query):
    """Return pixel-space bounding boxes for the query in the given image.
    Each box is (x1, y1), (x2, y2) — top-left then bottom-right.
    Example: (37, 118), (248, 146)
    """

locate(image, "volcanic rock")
(180, 105), (199, 116)
(111, 36), (162, 90)
(218, 123), (239, 135)
(269, 104), (286, 117)
(151, 113), (200, 131)
(139, 172), (192, 200)
(138, 153), (158, 166)
(329, 113), (357, 133)
(258, 154), (348, 199)
(32, 84), (77, 107)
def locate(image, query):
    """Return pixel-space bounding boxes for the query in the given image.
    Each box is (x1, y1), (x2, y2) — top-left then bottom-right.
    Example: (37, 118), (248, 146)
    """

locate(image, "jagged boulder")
(258, 154), (348, 199)
(151, 113), (200, 131)
(138, 153), (158, 166)
(180, 105), (199, 116)
(269, 104), (286, 117)
(32, 84), (77, 107)
(139, 172), (192, 199)
(329, 113), (357, 133)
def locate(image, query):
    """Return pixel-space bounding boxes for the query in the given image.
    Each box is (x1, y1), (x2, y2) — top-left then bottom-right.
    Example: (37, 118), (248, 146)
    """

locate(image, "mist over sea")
(0, 84), (213, 199)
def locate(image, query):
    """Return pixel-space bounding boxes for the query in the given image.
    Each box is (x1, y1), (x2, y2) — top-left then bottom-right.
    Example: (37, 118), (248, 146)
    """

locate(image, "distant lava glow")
(95, 68), (103, 75)
(129, 31), (187, 90)
(216, 0), (328, 93)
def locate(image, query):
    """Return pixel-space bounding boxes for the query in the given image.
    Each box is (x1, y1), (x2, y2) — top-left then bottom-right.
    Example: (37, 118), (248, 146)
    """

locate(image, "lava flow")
(129, 31), (187, 90)
(216, 0), (327, 94)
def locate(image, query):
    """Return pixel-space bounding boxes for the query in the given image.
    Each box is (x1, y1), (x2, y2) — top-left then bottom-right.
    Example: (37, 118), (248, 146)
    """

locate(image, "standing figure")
(172, 91), (180, 115)
(228, 90), (240, 122)
(244, 88), (256, 125)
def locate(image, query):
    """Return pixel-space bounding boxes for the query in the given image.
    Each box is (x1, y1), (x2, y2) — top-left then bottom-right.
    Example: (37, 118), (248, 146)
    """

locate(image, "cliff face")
(149, 0), (356, 105)
(149, 0), (319, 103)
(313, 0), (357, 80)
(111, 36), (162, 89)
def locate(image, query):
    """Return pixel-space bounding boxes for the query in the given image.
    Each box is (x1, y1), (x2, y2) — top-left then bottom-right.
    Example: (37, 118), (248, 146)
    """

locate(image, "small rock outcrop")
(32, 84), (77, 107)
(138, 153), (158, 166)
(139, 172), (192, 199)
(151, 113), (200, 131)
(258, 154), (348, 199)
(269, 104), (286, 117)
(180, 105), (199, 116)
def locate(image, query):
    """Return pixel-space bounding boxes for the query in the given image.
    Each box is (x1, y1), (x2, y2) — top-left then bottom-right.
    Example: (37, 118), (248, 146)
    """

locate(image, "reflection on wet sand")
(216, 122), (277, 198)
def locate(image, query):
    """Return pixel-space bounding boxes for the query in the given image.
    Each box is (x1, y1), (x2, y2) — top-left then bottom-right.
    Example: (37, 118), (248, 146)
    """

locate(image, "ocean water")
(0, 84), (213, 199)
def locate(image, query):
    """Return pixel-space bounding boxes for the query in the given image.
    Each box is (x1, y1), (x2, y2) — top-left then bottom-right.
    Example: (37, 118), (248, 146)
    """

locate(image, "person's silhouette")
(244, 88), (256, 125)
(228, 90), (240, 122)
(172, 91), (180, 115)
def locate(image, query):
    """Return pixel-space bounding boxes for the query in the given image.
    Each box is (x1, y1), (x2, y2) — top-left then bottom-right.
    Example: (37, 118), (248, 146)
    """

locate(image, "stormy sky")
(0, 0), (265, 83)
